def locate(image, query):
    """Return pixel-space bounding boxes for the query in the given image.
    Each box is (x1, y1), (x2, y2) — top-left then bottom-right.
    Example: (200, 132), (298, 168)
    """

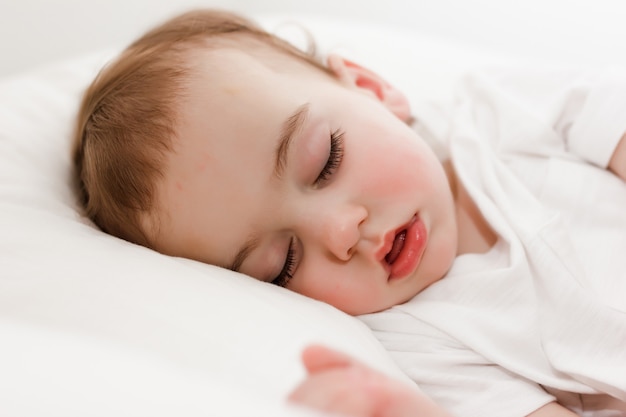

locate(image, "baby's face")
(152, 47), (458, 315)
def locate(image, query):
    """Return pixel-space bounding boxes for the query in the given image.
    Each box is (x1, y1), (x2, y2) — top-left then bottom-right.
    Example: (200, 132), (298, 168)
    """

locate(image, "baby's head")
(73, 9), (328, 247)
(74, 9), (459, 315)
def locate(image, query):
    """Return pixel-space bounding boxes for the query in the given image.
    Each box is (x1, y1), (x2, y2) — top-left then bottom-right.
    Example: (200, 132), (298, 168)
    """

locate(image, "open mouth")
(379, 215), (427, 281)
(385, 229), (407, 265)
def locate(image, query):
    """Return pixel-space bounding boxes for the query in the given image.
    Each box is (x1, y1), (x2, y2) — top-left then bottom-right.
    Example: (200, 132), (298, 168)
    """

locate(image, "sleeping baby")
(72, 8), (626, 417)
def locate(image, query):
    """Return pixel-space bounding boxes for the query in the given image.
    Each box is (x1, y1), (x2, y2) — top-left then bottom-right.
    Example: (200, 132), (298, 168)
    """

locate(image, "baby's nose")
(318, 205), (367, 261)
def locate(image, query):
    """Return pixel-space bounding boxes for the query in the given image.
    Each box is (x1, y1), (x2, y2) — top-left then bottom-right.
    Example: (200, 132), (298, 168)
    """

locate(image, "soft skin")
(609, 132), (626, 180)
(288, 345), (453, 417)
(152, 47), (466, 315)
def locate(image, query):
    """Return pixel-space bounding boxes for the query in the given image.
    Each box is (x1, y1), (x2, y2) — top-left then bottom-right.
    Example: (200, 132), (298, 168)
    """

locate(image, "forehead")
(188, 39), (327, 84)
(176, 46), (317, 156)
(176, 44), (331, 140)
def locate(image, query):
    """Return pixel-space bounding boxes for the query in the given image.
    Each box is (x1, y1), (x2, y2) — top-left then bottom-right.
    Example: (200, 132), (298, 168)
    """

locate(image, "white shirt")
(360, 67), (626, 417)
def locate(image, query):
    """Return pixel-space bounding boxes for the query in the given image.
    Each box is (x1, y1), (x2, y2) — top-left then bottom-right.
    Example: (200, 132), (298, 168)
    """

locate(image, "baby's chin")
(410, 243), (457, 294)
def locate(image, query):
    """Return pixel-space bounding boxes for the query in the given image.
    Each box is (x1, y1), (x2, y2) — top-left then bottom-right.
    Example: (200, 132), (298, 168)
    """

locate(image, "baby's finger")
(288, 368), (374, 417)
(301, 345), (357, 374)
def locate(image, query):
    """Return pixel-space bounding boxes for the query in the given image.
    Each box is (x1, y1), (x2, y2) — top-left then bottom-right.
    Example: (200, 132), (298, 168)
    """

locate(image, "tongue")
(385, 230), (406, 265)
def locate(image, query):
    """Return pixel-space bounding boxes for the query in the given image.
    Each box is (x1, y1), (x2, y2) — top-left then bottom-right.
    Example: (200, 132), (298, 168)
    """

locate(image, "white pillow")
(0, 15), (519, 416)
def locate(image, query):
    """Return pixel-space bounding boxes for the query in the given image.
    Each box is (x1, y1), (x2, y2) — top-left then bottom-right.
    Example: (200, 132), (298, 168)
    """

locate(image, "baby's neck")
(444, 160), (497, 255)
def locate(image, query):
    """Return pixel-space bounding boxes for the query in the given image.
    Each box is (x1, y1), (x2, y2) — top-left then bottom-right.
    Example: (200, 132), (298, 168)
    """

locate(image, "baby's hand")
(288, 345), (452, 417)
(609, 132), (626, 181)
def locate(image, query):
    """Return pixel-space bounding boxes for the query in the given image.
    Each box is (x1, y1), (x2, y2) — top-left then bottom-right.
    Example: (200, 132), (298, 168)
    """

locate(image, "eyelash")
(272, 129), (345, 288)
(314, 128), (345, 186)
(271, 238), (296, 287)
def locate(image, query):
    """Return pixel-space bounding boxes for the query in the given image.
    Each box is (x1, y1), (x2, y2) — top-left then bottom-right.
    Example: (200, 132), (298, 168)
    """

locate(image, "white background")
(1, 0), (625, 77)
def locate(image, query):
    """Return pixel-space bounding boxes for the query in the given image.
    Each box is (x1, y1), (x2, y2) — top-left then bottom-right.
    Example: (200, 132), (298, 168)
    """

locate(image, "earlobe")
(326, 54), (412, 122)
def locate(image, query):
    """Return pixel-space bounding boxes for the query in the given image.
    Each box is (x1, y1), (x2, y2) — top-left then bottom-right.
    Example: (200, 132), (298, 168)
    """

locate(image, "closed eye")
(314, 128), (345, 186)
(271, 237), (296, 287)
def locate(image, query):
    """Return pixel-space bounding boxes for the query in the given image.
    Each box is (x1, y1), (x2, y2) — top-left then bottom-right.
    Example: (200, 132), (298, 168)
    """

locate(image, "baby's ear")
(327, 54), (411, 122)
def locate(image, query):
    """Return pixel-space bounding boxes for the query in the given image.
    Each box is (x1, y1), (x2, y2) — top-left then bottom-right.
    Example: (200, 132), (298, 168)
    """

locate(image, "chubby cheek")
(290, 264), (381, 315)
(354, 143), (429, 200)
(319, 286), (362, 314)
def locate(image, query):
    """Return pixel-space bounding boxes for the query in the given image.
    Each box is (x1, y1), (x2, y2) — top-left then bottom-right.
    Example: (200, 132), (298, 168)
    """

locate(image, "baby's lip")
(375, 215), (417, 264)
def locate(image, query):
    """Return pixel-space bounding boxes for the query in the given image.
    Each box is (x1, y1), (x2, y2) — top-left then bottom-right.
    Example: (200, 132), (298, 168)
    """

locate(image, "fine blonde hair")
(73, 9), (329, 247)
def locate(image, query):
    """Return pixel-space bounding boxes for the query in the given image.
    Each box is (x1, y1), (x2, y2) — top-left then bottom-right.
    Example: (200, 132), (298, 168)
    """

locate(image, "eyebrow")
(273, 103), (310, 178)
